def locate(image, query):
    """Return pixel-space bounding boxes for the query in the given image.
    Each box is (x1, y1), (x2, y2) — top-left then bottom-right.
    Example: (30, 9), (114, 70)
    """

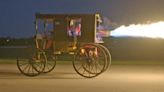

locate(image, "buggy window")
(67, 18), (81, 37)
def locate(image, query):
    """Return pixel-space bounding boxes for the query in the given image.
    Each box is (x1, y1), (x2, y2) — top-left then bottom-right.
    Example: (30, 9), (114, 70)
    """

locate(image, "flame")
(111, 21), (164, 39)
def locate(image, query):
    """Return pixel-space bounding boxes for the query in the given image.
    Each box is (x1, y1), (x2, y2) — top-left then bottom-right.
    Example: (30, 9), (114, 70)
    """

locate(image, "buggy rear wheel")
(73, 43), (107, 78)
(96, 44), (111, 72)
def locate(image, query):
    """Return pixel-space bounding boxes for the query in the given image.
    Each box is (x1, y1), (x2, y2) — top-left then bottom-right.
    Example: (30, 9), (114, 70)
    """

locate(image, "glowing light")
(111, 21), (164, 39)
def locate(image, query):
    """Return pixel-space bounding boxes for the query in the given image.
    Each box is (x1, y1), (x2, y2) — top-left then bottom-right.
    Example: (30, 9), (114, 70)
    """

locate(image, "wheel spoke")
(22, 63), (30, 72)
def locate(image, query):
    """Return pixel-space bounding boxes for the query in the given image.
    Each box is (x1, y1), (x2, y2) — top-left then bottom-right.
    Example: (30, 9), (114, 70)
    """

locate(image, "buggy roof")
(35, 13), (100, 20)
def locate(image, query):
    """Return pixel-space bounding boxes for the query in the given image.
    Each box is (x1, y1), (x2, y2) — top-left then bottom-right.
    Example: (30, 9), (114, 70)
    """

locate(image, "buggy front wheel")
(42, 53), (56, 73)
(17, 57), (45, 77)
(17, 50), (46, 77)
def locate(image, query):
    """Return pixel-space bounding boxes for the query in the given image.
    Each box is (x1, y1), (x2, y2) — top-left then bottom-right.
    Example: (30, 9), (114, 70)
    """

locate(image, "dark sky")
(1, 0), (164, 38)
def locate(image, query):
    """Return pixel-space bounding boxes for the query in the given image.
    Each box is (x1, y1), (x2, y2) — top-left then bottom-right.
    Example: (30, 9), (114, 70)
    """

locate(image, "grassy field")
(0, 59), (17, 64)
(0, 59), (72, 64)
(0, 58), (164, 65)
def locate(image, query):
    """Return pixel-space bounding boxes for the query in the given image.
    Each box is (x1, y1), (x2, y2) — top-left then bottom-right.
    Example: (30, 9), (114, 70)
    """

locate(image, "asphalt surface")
(0, 63), (164, 92)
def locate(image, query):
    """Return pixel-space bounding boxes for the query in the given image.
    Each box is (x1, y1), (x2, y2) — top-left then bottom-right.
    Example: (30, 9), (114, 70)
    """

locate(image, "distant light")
(111, 21), (164, 39)
(6, 39), (10, 42)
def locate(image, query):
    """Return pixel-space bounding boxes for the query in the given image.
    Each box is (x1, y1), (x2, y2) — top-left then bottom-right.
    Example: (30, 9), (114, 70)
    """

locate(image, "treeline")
(0, 37), (34, 46)
(1, 37), (164, 61)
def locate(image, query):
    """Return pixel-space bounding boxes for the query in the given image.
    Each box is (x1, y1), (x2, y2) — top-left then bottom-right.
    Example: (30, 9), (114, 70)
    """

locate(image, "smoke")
(102, 16), (118, 30)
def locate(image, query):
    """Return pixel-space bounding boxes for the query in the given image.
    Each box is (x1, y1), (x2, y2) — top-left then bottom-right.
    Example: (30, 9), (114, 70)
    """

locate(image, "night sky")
(1, 0), (164, 38)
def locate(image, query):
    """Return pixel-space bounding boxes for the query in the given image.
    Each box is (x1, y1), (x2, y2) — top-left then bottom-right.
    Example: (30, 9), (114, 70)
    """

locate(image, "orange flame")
(111, 21), (164, 39)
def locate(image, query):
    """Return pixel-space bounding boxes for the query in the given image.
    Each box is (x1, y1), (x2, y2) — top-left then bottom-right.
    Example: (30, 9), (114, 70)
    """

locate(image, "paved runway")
(0, 63), (164, 92)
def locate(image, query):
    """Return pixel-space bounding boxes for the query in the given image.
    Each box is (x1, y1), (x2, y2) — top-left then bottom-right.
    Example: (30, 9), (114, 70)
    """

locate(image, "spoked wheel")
(73, 43), (107, 78)
(96, 44), (111, 72)
(42, 51), (56, 73)
(31, 50), (47, 73)
(17, 49), (46, 77)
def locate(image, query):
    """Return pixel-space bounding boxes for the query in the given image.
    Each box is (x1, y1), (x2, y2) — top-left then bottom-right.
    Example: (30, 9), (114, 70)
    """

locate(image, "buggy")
(17, 13), (111, 78)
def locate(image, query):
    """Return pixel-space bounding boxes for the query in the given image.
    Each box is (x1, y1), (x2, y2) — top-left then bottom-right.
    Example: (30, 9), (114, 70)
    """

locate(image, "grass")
(0, 59), (17, 64)
(111, 60), (164, 65)
(0, 58), (74, 64)
(0, 58), (164, 65)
